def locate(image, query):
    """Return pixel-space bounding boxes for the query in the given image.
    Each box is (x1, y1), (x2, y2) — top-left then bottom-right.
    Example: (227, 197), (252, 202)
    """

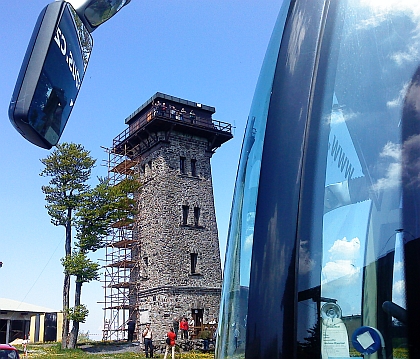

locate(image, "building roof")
(124, 92), (216, 124)
(0, 298), (58, 313)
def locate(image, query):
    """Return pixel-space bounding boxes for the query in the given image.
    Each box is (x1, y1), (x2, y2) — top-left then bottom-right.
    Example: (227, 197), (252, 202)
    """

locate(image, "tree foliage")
(40, 143), (141, 349)
(66, 305), (89, 323)
(75, 177), (140, 252)
(61, 251), (100, 283)
(40, 143), (96, 349)
(40, 143), (96, 227)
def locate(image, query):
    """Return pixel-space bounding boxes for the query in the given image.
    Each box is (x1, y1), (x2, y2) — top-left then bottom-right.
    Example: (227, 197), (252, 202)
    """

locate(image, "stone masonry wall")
(130, 130), (222, 340)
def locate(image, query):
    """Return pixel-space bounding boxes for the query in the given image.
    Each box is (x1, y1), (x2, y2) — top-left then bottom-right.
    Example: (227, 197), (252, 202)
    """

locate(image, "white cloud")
(286, 11), (306, 75)
(372, 162), (402, 191)
(380, 142), (402, 161)
(359, 0), (420, 20)
(394, 261), (404, 274)
(391, 44), (420, 66)
(328, 110), (358, 125)
(299, 240), (315, 275)
(322, 259), (359, 284)
(322, 237), (361, 285)
(393, 279), (405, 296)
(372, 142), (402, 191)
(244, 233), (253, 251)
(357, 0), (420, 67)
(328, 237), (361, 261)
(387, 82), (410, 108)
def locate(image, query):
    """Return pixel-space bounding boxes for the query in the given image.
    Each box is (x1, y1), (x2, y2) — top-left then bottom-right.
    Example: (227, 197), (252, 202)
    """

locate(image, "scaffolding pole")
(100, 144), (142, 341)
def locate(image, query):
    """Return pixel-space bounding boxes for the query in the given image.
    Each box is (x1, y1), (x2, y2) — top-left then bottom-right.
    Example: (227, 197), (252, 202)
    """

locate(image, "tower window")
(180, 156), (186, 174)
(191, 159), (197, 176)
(182, 205), (189, 226)
(194, 207), (200, 227)
(190, 253), (198, 274)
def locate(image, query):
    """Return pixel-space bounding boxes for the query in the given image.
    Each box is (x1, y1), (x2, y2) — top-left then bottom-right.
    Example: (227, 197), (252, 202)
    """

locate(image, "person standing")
(143, 323), (153, 358)
(199, 327), (211, 352)
(172, 317), (179, 338)
(188, 317), (195, 339)
(180, 317), (189, 339)
(163, 328), (176, 359)
(127, 318), (136, 342)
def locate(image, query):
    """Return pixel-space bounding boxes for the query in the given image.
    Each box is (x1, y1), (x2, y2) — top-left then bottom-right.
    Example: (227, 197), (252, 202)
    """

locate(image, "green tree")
(65, 177), (139, 348)
(40, 143), (96, 349)
(76, 177), (139, 253)
(41, 143), (140, 349)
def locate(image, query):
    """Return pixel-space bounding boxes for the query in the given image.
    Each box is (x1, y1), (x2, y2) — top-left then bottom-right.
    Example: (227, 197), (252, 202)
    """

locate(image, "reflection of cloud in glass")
(372, 142), (402, 191)
(392, 279), (406, 308)
(402, 134), (420, 188)
(394, 260), (404, 273)
(358, 0), (420, 66)
(321, 270), (362, 315)
(322, 237), (361, 284)
(394, 279), (405, 296)
(322, 260), (359, 284)
(299, 240), (315, 275)
(286, 11), (306, 75)
(328, 236), (360, 261)
(404, 80), (420, 113)
(387, 82), (410, 108)
(244, 234), (253, 251)
(359, 0), (420, 20)
(244, 212), (255, 251)
(392, 44), (420, 66)
(328, 110), (358, 125)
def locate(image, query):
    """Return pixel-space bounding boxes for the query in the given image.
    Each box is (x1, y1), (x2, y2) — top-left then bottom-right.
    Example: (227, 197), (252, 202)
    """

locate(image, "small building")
(0, 298), (62, 343)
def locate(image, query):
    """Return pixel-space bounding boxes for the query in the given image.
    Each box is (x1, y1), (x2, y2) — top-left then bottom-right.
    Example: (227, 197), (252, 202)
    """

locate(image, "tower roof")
(125, 92), (215, 125)
(113, 92), (232, 156)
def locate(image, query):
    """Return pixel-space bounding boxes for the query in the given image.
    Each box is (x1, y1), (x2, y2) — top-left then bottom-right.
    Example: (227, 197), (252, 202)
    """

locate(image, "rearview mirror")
(9, 1), (93, 149)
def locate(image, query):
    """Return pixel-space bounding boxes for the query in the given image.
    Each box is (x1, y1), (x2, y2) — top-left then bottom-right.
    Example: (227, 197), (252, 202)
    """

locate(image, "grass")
(13, 342), (216, 359)
(12, 342), (410, 359)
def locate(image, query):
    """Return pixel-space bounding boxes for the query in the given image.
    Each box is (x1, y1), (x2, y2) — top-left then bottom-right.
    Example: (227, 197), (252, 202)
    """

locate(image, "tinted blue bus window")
(217, 0), (420, 358)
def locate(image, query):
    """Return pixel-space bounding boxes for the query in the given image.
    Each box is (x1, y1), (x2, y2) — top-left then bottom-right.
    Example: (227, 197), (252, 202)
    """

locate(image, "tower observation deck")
(112, 92), (233, 158)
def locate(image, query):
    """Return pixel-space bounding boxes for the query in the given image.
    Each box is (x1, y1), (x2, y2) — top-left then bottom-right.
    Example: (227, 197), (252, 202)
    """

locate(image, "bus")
(216, 0), (420, 358)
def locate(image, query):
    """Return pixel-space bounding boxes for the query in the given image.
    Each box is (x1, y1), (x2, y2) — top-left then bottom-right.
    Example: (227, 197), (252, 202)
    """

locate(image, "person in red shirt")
(163, 328), (177, 359)
(180, 317), (189, 339)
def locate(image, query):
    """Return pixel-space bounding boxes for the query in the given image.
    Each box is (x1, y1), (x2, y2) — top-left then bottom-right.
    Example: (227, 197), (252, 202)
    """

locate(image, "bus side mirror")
(9, 1), (93, 149)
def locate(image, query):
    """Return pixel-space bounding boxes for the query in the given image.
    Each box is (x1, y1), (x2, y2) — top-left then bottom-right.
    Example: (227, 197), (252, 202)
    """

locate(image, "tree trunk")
(62, 210), (72, 349)
(68, 279), (83, 349)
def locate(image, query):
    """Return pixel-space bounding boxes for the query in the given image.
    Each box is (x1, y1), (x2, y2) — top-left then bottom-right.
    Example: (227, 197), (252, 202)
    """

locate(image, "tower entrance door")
(191, 309), (204, 337)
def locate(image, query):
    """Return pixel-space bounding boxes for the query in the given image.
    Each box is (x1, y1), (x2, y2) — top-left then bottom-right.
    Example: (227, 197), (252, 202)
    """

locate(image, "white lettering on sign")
(54, 26), (81, 90)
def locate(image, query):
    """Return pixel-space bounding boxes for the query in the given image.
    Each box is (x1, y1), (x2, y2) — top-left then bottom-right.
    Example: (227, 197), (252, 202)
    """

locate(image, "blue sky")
(0, 0), (282, 338)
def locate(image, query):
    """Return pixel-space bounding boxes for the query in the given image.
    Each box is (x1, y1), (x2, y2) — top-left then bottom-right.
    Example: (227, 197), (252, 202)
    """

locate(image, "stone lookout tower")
(107, 92), (232, 339)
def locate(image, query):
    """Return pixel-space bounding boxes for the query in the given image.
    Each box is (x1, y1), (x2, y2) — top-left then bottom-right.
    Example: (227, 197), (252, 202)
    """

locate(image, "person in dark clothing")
(127, 319), (136, 342)
(172, 317), (179, 338)
(199, 327), (211, 352)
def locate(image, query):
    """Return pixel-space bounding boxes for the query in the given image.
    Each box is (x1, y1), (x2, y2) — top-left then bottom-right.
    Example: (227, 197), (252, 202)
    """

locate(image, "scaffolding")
(100, 144), (142, 341)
